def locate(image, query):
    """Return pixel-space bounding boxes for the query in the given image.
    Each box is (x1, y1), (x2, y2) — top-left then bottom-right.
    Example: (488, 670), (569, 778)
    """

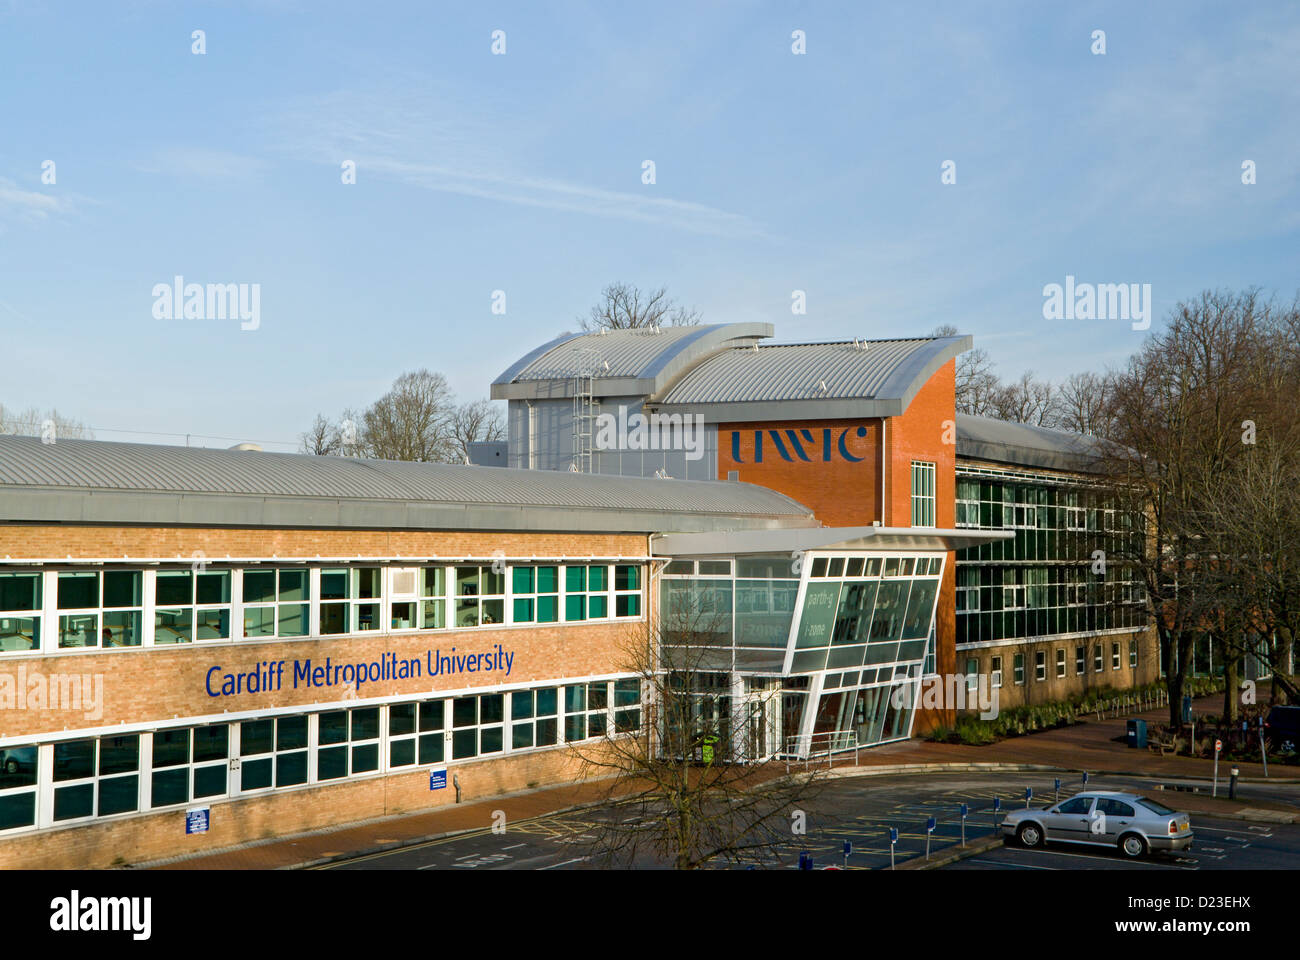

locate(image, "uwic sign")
(730, 426), (870, 464)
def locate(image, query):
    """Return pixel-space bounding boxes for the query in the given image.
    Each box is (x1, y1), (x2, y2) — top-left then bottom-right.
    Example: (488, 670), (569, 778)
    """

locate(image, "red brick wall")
(715, 361), (959, 729)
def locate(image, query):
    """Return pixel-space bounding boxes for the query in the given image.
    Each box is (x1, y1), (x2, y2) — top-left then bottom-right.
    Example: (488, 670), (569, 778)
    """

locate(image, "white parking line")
(1193, 825), (1272, 838)
(965, 858), (1054, 870)
(1011, 848), (1197, 869)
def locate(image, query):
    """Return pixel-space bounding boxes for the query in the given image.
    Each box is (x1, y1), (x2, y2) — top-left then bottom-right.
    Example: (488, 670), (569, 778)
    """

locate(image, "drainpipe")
(879, 417), (887, 525)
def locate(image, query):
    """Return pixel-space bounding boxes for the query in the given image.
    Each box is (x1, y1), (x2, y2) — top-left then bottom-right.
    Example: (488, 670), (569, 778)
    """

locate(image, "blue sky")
(1, 1), (1297, 451)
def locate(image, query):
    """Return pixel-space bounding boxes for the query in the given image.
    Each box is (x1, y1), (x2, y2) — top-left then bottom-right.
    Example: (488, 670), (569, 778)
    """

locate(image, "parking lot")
(318, 770), (1300, 871)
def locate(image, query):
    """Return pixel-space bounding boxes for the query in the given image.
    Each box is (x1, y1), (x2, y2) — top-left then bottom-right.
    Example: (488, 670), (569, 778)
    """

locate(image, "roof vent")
(228, 442), (262, 452)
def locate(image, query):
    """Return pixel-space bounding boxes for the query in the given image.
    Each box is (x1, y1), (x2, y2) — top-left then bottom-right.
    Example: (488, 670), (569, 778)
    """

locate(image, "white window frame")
(911, 461), (936, 528)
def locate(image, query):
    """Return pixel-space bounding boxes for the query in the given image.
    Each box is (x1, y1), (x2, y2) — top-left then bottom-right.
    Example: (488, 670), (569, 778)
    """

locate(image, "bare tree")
(931, 324), (1002, 416)
(361, 370), (457, 462)
(1055, 371), (1112, 436)
(299, 414), (340, 456)
(1100, 289), (1273, 731)
(569, 592), (823, 870)
(990, 370), (1061, 426)
(299, 408), (366, 457)
(448, 398), (505, 464)
(0, 404), (93, 440)
(580, 282), (701, 332)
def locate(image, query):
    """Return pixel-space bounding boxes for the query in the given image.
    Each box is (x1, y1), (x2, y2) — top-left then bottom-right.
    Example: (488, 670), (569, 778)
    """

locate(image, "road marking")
(1193, 825), (1271, 838)
(540, 857), (589, 870)
(1010, 848), (1197, 869)
(963, 858), (1054, 870)
(502, 843), (527, 850)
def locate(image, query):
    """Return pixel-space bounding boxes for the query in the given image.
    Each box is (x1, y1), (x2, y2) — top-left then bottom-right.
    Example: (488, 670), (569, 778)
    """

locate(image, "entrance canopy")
(653, 525), (1012, 558)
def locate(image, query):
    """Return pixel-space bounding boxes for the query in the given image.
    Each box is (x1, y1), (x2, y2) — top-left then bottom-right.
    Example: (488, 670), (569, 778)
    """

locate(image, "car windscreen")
(1136, 797), (1176, 816)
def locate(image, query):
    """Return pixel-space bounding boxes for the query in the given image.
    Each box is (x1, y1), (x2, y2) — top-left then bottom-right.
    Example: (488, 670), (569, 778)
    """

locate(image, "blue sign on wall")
(429, 770), (447, 791)
(186, 808), (210, 834)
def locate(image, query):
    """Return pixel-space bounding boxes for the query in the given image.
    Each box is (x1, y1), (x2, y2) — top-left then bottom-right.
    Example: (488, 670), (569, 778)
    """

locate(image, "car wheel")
(1017, 822), (1043, 849)
(1119, 833), (1147, 859)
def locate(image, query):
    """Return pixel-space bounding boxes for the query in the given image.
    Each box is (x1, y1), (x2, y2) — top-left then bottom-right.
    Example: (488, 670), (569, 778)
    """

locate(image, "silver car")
(1000, 790), (1193, 859)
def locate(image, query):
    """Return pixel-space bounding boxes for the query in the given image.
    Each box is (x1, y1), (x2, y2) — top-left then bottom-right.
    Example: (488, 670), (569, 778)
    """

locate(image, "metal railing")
(783, 730), (860, 771)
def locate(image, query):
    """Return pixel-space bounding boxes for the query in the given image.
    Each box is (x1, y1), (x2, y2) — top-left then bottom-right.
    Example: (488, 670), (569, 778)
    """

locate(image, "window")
(1001, 570), (1024, 611)
(613, 679), (641, 733)
(965, 657), (979, 693)
(451, 693), (506, 759)
(241, 568), (308, 639)
(911, 461), (936, 527)
(1129, 638), (1138, 668)
(151, 724), (229, 807)
(317, 707), (381, 780)
(564, 683), (609, 742)
(1075, 646), (1085, 676)
(510, 688), (560, 748)
(321, 568), (381, 634)
(0, 745), (38, 831)
(614, 566), (642, 618)
(453, 566), (505, 627)
(388, 567), (420, 630)
(155, 569), (230, 644)
(1094, 645), (1103, 673)
(239, 716), (309, 790)
(956, 567), (979, 613)
(512, 566), (559, 624)
(991, 655), (1003, 688)
(1013, 653), (1025, 685)
(388, 700), (447, 767)
(1111, 642), (1121, 670)
(419, 567), (448, 629)
(0, 572), (42, 653)
(1096, 797), (1136, 818)
(57, 570), (144, 649)
(564, 565), (609, 621)
(1056, 648), (1066, 679)
(1057, 796), (1092, 815)
(1034, 651), (1046, 682)
(52, 735), (140, 821)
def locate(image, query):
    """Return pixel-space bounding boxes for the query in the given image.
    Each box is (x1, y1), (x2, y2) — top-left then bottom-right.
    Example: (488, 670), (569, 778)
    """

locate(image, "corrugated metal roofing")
(490, 323), (774, 401)
(0, 435), (812, 518)
(956, 414), (1108, 473)
(508, 325), (707, 381)
(656, 338), (962, 404)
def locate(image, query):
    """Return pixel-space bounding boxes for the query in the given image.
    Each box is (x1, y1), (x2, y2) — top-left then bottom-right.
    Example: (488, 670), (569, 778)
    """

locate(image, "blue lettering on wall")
(204, 646), (515, 697)
(731, 427), (869, 464)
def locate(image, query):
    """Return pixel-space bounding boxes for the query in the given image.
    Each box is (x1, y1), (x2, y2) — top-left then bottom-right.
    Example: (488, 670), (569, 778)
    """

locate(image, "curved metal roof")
(956, 414), (1107, 473)
(649, 336), (970, 422)
(0, 435), (815, 534)
(490, 322), (773, 400)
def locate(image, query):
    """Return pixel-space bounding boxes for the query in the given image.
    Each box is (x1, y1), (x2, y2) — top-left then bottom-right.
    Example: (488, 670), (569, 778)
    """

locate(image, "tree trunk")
(1223, 655), (1240, 726)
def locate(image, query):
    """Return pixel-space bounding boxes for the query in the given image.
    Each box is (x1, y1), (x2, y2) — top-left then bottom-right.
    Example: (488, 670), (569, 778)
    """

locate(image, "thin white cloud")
(273, 87), (768, 240)
(0, 177), (74, 221)
(136, 147), (269, 181)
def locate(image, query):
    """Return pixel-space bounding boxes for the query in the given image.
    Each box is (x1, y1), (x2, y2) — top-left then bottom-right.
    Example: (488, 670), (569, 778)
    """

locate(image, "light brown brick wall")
(0, 745), (591, 869)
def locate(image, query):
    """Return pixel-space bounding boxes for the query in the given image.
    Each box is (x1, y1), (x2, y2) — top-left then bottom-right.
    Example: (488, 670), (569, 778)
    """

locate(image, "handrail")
(783, 730), (860, 771)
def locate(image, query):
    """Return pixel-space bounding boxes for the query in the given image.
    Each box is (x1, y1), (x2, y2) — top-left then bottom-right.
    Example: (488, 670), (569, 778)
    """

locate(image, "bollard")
(1229, 766), (1239, 800)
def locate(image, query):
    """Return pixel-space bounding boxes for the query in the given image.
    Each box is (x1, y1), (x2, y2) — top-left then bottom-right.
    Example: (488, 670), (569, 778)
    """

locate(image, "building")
(491, 323), (1162, 717)
(0, 322), (1162, 867)
(0, 433), (996, 867)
